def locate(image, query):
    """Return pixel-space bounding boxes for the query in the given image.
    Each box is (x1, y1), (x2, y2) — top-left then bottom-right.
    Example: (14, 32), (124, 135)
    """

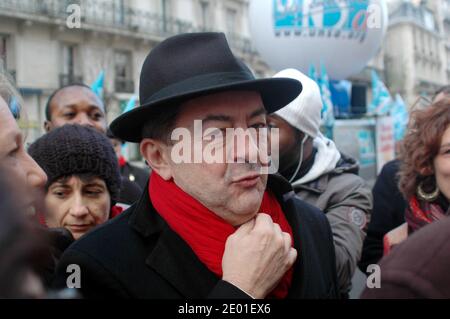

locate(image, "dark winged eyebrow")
(249, 107), (267, 119)
(59, 104), (76, 110)
(59, 104), (105, 113)
(49, 183), (71, 189)
(201, 107), (266, 124)
(202, 114), (233, 124)
(83, 182), (107, 189)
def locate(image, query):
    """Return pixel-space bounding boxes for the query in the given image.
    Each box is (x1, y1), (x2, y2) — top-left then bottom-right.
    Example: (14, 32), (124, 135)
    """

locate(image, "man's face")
(45, 175), (111, 240)
(0, 97), (47, 216)
(146, 91), (270, 226)
(45, 86), (107, 133)
(267, 114), (304, 172)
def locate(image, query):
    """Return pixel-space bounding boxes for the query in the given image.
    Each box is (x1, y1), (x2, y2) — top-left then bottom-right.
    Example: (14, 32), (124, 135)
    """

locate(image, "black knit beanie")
(28, 124), (121, 201)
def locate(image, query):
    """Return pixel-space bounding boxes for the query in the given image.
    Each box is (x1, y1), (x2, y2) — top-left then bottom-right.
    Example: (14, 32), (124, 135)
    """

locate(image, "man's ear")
(44, 120), (52, 132)
(140, 138), (173, 180)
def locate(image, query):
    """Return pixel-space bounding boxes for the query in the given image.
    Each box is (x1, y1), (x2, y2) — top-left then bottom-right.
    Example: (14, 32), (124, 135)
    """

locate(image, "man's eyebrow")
(84, 182), (106, 188)
(61, 103), (104, 110)
(59, 104), (76, 110)
(202, 114), (233, 124)
(249, 107), (267, 119)
(81, 178), (105, 185)
(87, 105), (105, 113)
(201, 107), (266, 123)
(50, 183), (71, 188)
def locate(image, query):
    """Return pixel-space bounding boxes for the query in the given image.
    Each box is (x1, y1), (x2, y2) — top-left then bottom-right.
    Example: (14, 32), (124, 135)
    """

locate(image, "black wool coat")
(359, 159), (406, 272)
(53, 174), (338, 299)
(120, 162), (150, 190)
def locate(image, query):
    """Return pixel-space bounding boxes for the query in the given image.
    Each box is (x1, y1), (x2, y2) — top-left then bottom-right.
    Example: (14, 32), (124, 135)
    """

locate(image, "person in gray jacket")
(268, 68), (372, 298)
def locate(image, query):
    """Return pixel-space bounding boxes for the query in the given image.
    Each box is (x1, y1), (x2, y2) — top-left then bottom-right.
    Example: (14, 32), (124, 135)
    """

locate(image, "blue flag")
(120, 95), (138, 156)
(309, 64), (318, 83)
(391, 94), (409, 142)
(91, 70), (105, 99)
(369, 70), (392, 115)
(330, 80), (352, 117)
(122, 95), (137, 114)
(319, 62), (335, 134)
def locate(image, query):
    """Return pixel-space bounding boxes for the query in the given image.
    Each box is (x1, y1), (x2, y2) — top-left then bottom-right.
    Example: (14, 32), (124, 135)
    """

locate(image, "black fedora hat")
(110, 32), (302, 142)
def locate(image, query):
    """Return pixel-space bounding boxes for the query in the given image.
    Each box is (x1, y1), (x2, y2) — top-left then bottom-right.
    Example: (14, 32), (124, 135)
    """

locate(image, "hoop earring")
(417, 181), (440, 202)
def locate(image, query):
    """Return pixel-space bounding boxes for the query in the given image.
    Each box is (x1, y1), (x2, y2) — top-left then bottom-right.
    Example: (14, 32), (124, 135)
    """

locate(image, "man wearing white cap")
(268, 69), (372, 298)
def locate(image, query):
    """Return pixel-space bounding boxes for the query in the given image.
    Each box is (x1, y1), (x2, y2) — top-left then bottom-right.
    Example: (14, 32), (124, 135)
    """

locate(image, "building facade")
(383, 0), (449, 107)
(1, 0), (449, 149)
(0, 0), (270, 157)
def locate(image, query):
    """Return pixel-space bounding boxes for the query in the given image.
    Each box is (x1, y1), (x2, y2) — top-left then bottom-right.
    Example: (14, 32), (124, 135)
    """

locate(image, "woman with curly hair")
(384, 97), (450, 253)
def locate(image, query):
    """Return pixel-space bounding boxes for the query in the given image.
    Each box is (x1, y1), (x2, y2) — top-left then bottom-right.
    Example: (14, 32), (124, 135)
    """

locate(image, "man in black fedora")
(53, 32), (338, 299)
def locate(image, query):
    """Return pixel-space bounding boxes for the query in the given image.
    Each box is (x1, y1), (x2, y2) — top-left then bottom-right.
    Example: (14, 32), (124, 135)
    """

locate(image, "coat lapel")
(129, 188), (219, 298)
(145, 225), (219, 298)
(283, 197), (307, 298)
(268, 174), (306, 298)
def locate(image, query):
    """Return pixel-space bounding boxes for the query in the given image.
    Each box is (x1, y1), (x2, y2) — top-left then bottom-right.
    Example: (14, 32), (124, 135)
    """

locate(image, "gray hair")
(141, 104), (181, 144)
(0, 62), (22, 119)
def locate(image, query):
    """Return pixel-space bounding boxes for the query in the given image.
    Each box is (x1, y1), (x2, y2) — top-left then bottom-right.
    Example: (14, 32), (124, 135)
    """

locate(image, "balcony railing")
(115, 78), (134, 93)
(59, 73), (83, 87)
(0, 0), (257, 56)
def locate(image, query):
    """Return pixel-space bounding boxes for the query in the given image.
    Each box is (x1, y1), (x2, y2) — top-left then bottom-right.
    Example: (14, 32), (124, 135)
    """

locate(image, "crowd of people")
(0, 31), (449, 299)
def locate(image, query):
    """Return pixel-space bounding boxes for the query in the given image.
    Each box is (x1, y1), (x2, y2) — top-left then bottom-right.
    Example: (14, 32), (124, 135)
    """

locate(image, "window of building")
(0, 34), (8, 68)
(200, 1), (210, 30)
(161, 0), (172, 32)
(423, 10), (435, 31)
(421, 31), (425, 54)
(59, 0), (81, 16)
(115, 50), (134, 93)
(113, 0), (125, 25)
(226, 8), (237, 35)
(428, 36), (432, 56)
(60, 43), (82, 86)
(0, 34), (16, 81)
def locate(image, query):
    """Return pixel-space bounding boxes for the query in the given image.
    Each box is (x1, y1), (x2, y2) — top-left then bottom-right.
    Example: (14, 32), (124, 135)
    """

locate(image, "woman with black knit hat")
(29, 124), (122, 240)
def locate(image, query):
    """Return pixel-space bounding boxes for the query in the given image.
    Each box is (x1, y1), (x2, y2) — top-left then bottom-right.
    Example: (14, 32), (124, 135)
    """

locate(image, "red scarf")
(149, 172), (294, 299)
(405, 196), (449, 233)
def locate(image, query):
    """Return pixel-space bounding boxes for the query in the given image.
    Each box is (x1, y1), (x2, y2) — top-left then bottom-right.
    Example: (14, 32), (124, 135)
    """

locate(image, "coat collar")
(294, 174), (330, 194)
(128, 186), (220, 297)
(128, 174), (304, 298)
(145, 222), (219, 297)
(293, 152), (359, 194)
